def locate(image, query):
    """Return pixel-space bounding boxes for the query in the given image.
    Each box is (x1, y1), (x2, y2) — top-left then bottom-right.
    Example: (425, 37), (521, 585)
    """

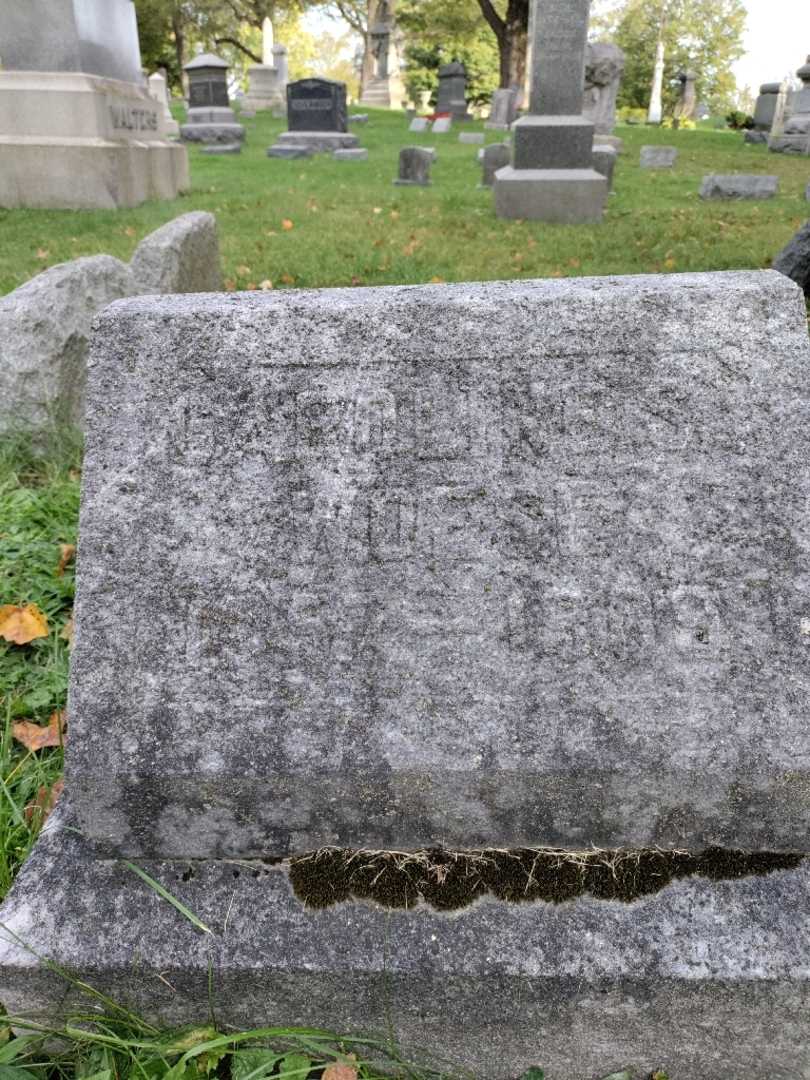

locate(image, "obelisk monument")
(493, 0), (608, 222)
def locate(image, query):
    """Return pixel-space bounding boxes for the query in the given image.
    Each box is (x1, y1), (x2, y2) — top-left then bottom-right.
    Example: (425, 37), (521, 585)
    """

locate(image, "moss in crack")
(288, 846), (804, 911)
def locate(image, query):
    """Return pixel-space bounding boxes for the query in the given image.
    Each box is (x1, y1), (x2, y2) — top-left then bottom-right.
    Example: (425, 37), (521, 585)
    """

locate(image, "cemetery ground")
(1, 108), (809, 1080)
(1, 108), (810, 296)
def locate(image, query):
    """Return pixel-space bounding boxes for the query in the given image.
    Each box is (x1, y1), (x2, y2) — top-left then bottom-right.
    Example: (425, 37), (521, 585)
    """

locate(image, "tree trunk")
(479, 0), (529, 89)
(172, 9), (186, 95)
(359, 0), (379, 98)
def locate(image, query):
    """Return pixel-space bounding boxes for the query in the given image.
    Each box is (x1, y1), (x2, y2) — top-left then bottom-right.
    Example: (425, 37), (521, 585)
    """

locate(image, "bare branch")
(214, 36), (262, 62)
(478, 0), (506, 40)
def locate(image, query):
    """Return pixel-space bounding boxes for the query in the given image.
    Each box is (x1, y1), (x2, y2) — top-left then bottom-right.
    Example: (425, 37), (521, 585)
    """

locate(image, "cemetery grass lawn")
(1, 108), (810, 296)
(0, 430), (79, 902)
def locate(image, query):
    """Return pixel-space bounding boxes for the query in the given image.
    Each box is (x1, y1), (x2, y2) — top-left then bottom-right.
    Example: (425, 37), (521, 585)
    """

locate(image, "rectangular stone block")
(512, 114), (595, 169)
(493, 165), (607, 221)
(699, 174), (779, 199)
(65, 271), (810, 859)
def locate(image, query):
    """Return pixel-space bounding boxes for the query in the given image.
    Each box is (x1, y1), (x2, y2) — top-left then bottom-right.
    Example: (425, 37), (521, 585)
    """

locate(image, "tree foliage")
(594, 0), (746, 115)
(397, 0), (499, 106)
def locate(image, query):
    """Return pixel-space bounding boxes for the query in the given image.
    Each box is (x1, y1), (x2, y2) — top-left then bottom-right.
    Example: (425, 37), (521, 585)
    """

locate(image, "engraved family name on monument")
(287, 77), (347, 132)
(66, 271), (810, 860)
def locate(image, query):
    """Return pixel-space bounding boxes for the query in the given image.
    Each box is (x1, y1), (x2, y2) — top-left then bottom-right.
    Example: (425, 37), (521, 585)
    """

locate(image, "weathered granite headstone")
(485, 87), (519, 130)
(479, 142), (511, 186)
(768, 78), (794, 146)
(583, 42), (625, 137)
(180, 54), (245, 147)
(436, 60), (471, 121)
(753, 82), (782, 133)
(773, 220), (810, 296)
(431, 116), (452, 134)
(592, 143), (618, 189)
(394, 145), (432, 185)
(409, 116), (429, 132)
(459, 131), (484, 144)
(494, 0), (608, 222)
(333, 148), (368, 161)
(2, 270), (810, 1079)
(267, 78), (359, 155)
(699, 174), (779, 200)
(0, 0), (187, 209)
(640, 145), (678, 168)
(770, 57), (810, 154)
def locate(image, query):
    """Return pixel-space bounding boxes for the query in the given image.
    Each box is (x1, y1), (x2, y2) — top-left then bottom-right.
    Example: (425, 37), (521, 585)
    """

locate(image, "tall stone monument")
(2, 269), (810, 1078)
(494, 0), (608, 222)
(244, 18), (288, 115)
(0, 0), (188, 209)
(360, 0), (405, 110)
(770, 57), (810, 155)
(583, 42), (625, 144)
(436, 61), (472, 121)
(673, 68), (697, 125)
(148, 71), (179, 137)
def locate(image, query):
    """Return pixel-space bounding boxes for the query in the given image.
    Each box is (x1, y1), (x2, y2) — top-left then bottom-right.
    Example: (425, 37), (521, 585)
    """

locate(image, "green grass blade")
(123, 863), (213, 935)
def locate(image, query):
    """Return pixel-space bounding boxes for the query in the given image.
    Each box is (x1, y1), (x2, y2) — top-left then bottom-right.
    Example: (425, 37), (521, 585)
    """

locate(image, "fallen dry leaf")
(124, 226), (137, 238)
(372, 207), (382, 215)
(350, 275), (364, 286)
(322, 1059), (358, 1080)
(246, 282), (258, 291)
(61, 616), (75, 648)
(56, 543), (76, 576)
(280, 272), (295, 285)
(0, 603), (49, 644)
(36, 248), (50, 260)
(390, 209), (400, 220)
(24, 778), (64, 825)
(224, 279), (237, 291)
(281, 218), (294, 231)
(664, 257), (676, 270)
(236, 264), (251, 276)
(430, 275), (445, 283)
(260, 279), (274, 290)
(13, 710), (66, 752)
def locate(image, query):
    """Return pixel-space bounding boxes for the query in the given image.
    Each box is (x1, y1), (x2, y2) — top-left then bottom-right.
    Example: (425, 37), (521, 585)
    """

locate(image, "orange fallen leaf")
(56, 543), (76, 576)
(24, 778), (64, 825)
(36, 248), (49, 260)
(664, 257), (676, 270)
(0, 604), (49, 644)
(430, 275), (445, 283)
(61, 616), (75, 648)
(246, 282), (258, 291)
(322, 1058), (358, 1080)
(124, 226), (137, 238)
(13, 710), (66, 752)
(281, 219), (294, 231)
(224, 279), (237, 291)
(280, 272), (295, 285)
(350, 275), (364, 285)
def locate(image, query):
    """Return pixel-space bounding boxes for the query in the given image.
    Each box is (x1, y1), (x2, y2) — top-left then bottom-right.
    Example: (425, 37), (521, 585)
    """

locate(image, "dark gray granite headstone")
(480, 142), (511, 186)
(287, 77), (347, 133)
(753, 82), (782, 131)
(0, 0), (143, 83)
(64, 270), (810, 859)
(436, 61), (470, 121)
(394, 145), (432, 185)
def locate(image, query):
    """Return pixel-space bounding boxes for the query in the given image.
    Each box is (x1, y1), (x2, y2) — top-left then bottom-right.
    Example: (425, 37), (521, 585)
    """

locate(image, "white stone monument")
(0, 0), (188, 210)
(243, 18), (288, 115)
(148, 71), (180, 138)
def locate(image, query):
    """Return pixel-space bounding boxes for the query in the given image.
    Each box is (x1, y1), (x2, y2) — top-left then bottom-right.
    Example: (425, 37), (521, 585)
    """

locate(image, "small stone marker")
(333, 148), (368, 161)
(266, 144), (314, 159)
(494, 0), (608, 222)
(394, 146), (432, 186)
(459, 132), (484, 144)
(479, 142), (511, 187)
(640, 145), (678, 168)
(485, 87), (519, 130)
(409, 116), (429, 132)
(583, 43), (625, 138)
(180, 54), (246, 145)
(431, 116), (452, 134)
(267, 77), (360, 155)
(699, 174), (779, 199)
(592, 144), (618, 189)
(2, 270), (810, 1079)
(348, 113), (369, 124)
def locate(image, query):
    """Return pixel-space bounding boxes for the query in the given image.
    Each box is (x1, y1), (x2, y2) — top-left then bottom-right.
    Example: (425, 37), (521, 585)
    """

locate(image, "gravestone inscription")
(287, 77), (347, 133)
(1, 271), (810, 1079)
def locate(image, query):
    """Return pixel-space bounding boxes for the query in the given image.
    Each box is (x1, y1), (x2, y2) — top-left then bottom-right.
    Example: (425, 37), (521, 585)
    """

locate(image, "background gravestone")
(1, 271), (810, 1080)
(267, 77), (360, 154)
(180, 54), (245, 147)
(436, 61), (471, 121)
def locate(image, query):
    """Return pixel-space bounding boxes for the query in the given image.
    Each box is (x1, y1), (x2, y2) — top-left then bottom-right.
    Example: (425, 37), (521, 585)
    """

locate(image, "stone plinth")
(770, 57), (810, 154)
(2, 271), (810, 1076)
(272, 130), (358, 153)
(0, 71), (188, 209)
(181, 53), (245, 146)
(244, 46), (288, 115)
(494, 0), (608, 222)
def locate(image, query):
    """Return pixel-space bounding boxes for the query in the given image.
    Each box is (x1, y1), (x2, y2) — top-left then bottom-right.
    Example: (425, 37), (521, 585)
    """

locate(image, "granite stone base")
(494, 166), (608, 222)
(180, 123), (246, 144)
(1, 815), (809, 1080)
(512, 114), (595, 169)
(266, 145), (315, 159)
(271, 131), (360, 153)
